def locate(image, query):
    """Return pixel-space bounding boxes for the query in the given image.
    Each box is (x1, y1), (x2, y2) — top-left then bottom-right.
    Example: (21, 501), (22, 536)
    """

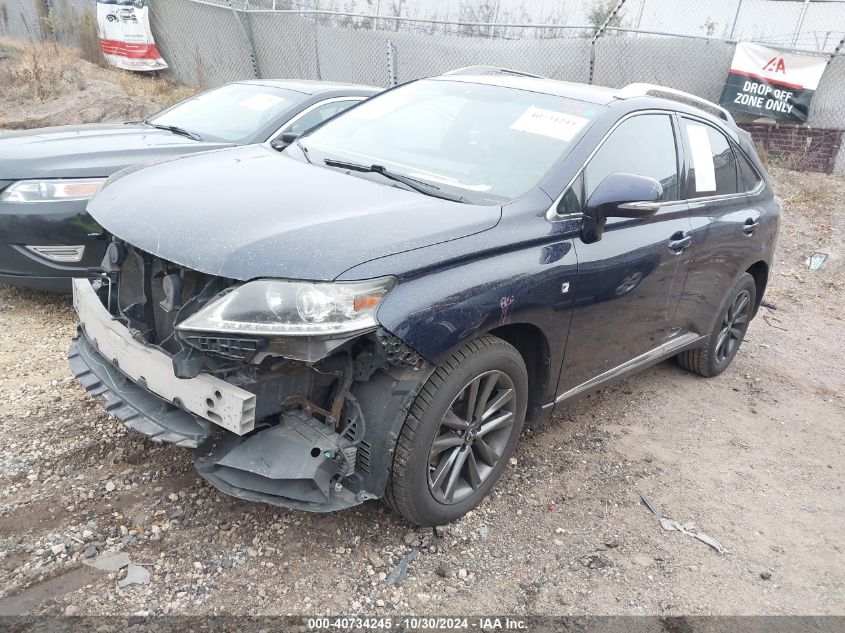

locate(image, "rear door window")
(682, 119), (739, 197)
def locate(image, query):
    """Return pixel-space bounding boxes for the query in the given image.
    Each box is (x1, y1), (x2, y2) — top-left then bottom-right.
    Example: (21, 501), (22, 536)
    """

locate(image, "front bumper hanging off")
(71, 278), (256, 436)
(69, 333), (215, 448)
(68, 278), (374, 512)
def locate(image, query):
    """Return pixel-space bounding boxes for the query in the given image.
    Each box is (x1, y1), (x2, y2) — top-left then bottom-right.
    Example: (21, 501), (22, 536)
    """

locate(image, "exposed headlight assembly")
(176, 277), (395, 338)
(0, 178), (106, 203)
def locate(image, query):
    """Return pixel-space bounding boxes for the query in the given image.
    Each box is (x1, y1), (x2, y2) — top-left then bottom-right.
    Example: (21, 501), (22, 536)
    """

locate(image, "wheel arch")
(745, 260), (769, 315)
(486, 322), (552, 421)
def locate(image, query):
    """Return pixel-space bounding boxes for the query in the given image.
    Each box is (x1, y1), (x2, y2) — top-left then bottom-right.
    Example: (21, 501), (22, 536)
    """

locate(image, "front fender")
(374, 229), (579, 407)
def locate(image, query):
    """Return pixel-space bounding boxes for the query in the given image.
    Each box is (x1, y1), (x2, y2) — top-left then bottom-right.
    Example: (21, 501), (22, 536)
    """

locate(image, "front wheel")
(677, 273), (756, 377)
(384, 335), (528, 526)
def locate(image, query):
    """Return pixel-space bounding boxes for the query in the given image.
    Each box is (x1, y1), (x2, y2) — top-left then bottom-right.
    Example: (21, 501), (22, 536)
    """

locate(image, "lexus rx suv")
(69, 68), (779, 526)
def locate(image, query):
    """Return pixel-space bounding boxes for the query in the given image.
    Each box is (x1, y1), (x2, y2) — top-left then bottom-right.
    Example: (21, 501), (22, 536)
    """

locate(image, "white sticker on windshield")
(239, 93), (286, 112)
(509, 106), (589, 142)
(686, 124), (717, 192)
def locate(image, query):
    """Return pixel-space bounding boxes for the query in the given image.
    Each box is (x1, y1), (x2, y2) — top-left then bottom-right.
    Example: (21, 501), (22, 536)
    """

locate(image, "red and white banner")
(97, 1), (167, 72)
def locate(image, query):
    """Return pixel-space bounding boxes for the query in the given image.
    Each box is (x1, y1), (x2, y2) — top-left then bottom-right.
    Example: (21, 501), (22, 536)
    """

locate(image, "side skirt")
(543, 332), (706, 409)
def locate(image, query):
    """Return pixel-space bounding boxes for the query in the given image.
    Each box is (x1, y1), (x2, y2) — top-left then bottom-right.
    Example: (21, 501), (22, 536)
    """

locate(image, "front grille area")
(110, 244), (227, 355)
(182, 334), (266, 361)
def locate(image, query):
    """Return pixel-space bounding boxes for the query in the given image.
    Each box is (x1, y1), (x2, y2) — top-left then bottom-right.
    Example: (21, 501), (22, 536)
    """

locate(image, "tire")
(677, 273), (756, 377)
(384, 335), (528, 526)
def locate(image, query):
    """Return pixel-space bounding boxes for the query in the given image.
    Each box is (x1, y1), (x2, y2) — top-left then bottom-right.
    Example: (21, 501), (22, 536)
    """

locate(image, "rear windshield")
(302, 79), (603, 204)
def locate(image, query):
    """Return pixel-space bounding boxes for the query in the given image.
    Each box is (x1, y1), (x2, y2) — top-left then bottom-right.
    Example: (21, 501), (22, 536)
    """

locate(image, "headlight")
(0, 178), (106, 203)
(176, 277), (395, 337)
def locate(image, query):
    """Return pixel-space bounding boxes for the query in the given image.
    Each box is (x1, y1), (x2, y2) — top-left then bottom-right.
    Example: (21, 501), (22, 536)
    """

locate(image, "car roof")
(430, 72), (736, 128)
(235, 79), (382, 96)
(430, 74), (620, 105)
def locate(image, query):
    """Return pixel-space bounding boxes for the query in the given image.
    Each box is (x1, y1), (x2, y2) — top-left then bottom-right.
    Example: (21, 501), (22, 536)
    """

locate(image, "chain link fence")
(2, 0), (844, 169)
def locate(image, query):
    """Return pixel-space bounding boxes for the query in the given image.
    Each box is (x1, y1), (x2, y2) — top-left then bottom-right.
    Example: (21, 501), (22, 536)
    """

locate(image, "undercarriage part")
(345, 365), (433, 494)
(195, 410), (367, 511)
(69, 333), (213, 449)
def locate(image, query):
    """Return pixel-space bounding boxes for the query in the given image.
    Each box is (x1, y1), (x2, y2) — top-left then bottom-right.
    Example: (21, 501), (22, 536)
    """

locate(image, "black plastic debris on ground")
(384, 549), (418, 586)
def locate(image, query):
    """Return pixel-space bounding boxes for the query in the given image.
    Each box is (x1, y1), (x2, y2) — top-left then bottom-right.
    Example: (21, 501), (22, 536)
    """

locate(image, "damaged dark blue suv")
(69, 68), (779, 526)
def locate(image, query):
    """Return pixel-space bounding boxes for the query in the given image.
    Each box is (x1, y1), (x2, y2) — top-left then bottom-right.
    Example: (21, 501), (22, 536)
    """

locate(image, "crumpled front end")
(69, 241), (429, 512)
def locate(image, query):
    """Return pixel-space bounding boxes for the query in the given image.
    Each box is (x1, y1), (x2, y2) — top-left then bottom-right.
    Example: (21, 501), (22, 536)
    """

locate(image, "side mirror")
(270, 131), (300, 151)
(581, 173), (663, 244)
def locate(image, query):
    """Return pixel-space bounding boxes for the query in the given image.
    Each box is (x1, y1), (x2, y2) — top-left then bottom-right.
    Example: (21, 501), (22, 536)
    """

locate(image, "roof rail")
(616, 83), (735, 125)
(442, 66), (547, 80)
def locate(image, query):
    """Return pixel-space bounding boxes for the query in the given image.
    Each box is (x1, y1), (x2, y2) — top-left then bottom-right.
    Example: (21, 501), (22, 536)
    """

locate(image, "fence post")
(589, 0), (628, 85)
(386, 39), (397, 87)
(791, 0), (811, 47)
(729, 0), (744, 40)
(226, 0), (259, 78)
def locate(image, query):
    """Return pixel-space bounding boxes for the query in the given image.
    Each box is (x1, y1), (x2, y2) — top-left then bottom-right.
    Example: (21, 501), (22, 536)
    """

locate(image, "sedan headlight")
(176, 277), (395, 337)
(0, 178), (106, 203)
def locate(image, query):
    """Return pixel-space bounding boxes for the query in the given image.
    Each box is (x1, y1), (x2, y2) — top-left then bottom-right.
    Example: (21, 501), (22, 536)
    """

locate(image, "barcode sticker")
(510, 106), (589, 142)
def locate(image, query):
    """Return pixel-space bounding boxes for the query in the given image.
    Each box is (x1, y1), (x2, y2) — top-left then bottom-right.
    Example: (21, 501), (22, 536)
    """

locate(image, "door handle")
(743, 218), (760, 235)
(668, 232), (692, 254)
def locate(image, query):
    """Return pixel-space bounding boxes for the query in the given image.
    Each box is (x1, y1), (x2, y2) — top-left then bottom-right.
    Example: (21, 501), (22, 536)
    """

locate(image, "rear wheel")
(677, 273), (756, 377)
(384, 336), (527, 526)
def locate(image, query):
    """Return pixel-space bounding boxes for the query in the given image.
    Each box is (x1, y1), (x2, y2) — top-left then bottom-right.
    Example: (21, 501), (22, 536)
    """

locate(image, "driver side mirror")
(580, 173), (663, 244)
(270, 131), (300, 151)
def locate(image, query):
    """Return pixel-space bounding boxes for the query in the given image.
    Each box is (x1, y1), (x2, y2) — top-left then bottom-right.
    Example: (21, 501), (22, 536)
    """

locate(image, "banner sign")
(96, 0), (168, 72)
(719, 42), (827, 123)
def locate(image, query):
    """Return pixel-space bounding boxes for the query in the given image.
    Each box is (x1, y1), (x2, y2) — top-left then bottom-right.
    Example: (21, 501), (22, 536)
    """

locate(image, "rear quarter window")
(735, 147), (763, 192)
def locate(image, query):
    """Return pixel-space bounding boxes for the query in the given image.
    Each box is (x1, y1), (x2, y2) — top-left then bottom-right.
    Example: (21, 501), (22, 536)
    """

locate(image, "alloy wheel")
(715, 289), (751, 365)
(427, 370), (517, 504)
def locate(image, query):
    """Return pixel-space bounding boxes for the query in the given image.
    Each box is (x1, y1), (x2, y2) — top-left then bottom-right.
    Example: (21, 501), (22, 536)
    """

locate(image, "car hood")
(87, 144), (501, 281)
(0, 124), (233, 179)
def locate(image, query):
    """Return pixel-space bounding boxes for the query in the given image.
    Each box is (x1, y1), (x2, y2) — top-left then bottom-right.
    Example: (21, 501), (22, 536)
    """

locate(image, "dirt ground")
(0, 39), (193, 129)
(0, 42), (843, 617)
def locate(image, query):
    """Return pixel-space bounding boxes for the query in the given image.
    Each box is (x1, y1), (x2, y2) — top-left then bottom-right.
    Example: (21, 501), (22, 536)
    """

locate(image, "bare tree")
(587, 0), (624, 31)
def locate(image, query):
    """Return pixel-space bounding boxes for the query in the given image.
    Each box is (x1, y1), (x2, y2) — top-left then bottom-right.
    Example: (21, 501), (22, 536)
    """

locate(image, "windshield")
(148, 83), (299, 143)
(301, 79), (602, 204)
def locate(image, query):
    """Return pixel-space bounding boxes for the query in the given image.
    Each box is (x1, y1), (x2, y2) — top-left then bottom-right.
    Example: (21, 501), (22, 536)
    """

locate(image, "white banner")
(720, 42), (828, 122)
(96, 1), (168, 72)
(729, 42), (826, 91)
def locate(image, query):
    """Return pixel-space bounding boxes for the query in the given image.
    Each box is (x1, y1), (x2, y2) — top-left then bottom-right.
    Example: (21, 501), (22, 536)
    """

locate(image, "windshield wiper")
(323, 159), (465, 203)
(296, 140), (313, 164)
(143, 120), (203, 142)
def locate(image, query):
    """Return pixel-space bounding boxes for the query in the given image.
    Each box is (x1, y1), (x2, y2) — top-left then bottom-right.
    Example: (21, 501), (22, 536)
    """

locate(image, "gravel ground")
(0, 166), (842, 617)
